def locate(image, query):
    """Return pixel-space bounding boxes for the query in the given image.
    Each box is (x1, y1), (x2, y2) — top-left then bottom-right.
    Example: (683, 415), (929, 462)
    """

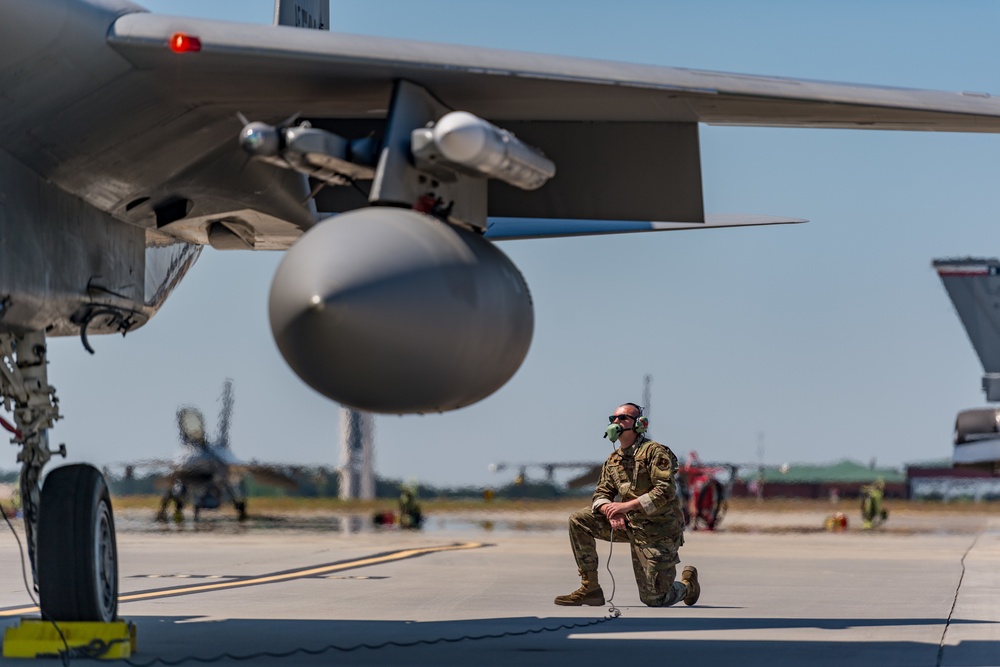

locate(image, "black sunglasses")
(609, 414), (638, 423)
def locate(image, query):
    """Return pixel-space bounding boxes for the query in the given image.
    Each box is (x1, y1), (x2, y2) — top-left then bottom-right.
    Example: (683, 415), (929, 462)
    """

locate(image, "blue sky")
(36, 1), (1000, 487)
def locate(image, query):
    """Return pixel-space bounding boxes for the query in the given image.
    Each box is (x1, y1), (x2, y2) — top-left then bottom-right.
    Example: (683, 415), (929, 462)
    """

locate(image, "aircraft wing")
(113, 458), (176, 473)
(105, 12), (1000, 131)
(106, 11), (1000, 231)
(7, 5), (1000, 248)
(237, 463), (301, 491)
(566, 465), (603, 490)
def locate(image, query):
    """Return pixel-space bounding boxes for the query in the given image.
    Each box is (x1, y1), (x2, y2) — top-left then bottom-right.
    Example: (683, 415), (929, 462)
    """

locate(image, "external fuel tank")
(269, 208), (533, 413)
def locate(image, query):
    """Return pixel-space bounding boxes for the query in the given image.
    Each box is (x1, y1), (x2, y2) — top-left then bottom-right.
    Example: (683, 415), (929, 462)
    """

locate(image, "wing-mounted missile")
(239, 120), (378, 187)
(239, 81), (555, 232)
(366, 80), (555, 231)
(410, 111), (555, 192)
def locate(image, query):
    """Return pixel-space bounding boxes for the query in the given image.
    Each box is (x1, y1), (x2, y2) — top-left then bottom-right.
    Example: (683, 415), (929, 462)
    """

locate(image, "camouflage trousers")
(567, 508), (687, 607)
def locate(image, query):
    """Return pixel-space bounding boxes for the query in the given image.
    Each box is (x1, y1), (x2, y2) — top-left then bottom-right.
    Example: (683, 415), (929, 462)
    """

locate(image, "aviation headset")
(604, 402), (648, 441)
(623, 403), (649, 435)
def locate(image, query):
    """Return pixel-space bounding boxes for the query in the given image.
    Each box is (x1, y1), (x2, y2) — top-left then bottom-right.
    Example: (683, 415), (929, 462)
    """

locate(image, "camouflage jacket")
(592, 437), (684, 524)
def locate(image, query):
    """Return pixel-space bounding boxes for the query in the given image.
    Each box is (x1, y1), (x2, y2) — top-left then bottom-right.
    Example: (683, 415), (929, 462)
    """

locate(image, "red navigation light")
(169, 33), (202, 53)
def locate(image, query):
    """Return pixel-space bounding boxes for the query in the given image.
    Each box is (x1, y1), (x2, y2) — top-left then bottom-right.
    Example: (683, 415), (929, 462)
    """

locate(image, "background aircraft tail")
(273, 0), (329, 30)
(216, 379), (234, 450)
(933, 257), (1000, 400)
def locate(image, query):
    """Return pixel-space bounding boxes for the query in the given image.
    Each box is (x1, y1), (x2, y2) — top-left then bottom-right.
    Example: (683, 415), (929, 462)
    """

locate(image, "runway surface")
(0, 505), (997, 666)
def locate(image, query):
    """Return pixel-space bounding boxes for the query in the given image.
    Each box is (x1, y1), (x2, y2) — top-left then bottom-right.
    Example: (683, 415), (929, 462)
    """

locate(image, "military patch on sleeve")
(653, 452), (671, 468)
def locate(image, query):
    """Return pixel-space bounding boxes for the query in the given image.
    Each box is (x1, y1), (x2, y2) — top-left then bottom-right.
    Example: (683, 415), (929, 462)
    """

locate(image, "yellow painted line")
(0, 542), (487, 617)
(0, 606), (42, 618)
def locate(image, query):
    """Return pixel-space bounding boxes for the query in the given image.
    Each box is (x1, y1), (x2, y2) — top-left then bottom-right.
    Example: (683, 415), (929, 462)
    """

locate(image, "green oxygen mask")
(604, 423), (624, 443)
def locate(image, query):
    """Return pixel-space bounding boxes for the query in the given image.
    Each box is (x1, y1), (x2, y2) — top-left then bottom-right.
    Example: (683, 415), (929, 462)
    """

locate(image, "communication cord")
(602, 433), (685, 616)
(604, 529), (622, 617)
(115, 615), (620, 667)
(601, 432), (643, 618)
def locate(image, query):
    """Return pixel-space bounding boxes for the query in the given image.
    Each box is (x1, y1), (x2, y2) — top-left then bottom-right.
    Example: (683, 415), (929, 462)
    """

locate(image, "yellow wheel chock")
(3, 618), (136, 660)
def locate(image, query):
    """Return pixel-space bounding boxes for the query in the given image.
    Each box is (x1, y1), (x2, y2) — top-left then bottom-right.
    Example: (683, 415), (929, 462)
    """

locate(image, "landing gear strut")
(0, 332), (118, 621)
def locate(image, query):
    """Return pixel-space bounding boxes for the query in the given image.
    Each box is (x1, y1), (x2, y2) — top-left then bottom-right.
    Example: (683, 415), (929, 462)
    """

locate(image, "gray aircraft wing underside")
(7, 3), (1000, 248)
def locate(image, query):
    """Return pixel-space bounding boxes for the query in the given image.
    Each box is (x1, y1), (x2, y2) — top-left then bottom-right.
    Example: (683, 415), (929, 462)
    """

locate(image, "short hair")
(621, 402), (643, 417)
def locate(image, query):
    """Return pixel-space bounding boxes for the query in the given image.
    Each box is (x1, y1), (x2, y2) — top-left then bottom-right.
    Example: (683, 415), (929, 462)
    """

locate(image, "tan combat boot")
(681, 566), (700, 606)
(554, 570), (605, 606)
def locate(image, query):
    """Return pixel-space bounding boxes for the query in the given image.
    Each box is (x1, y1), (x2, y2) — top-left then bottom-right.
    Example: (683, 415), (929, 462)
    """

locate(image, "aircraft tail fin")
(273, 0), (329, 30)
(933, 257), (1000, 400)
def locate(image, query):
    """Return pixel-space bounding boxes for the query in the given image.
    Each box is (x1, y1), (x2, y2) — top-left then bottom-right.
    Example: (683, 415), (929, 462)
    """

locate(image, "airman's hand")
(601, 502), (630, 531)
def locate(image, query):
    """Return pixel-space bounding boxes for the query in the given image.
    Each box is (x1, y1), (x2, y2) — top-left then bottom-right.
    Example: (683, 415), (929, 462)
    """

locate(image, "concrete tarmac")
(0, 506), (998, 666)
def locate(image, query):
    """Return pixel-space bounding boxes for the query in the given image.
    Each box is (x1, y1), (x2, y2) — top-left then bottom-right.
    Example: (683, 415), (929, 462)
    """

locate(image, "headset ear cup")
(634, 416), (648, 434)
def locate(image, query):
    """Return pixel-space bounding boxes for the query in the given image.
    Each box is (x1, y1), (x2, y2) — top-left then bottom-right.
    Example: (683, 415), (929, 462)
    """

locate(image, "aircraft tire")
(38, 464), (118, 622)
(714, 497), (729, 529)
(697, 480), (725, 530)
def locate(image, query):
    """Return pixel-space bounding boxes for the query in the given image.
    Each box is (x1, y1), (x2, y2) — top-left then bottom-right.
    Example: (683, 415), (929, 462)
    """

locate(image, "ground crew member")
(555, 402), (700, 607)
(860, 478), (887, 529)
(398, 485), (423, 529)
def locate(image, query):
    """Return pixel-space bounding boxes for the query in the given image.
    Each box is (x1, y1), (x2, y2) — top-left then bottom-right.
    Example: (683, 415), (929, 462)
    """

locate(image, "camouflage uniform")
(568, 436), (689, 606)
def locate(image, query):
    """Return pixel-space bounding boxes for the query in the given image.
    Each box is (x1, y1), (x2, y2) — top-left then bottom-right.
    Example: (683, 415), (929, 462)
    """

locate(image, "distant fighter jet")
(933, 258), (1000, 473)
(150, 379), (297, 523)
(8, 0), (1000, 626)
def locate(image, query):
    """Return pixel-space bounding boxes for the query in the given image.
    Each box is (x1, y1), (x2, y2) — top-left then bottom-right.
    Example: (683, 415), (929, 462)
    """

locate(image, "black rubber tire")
(697, 480), (725, 530)
(38, 464), (118, 622)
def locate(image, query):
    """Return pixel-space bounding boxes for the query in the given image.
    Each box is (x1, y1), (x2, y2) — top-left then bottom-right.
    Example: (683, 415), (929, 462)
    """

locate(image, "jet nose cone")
(269, 209), (533, 414)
